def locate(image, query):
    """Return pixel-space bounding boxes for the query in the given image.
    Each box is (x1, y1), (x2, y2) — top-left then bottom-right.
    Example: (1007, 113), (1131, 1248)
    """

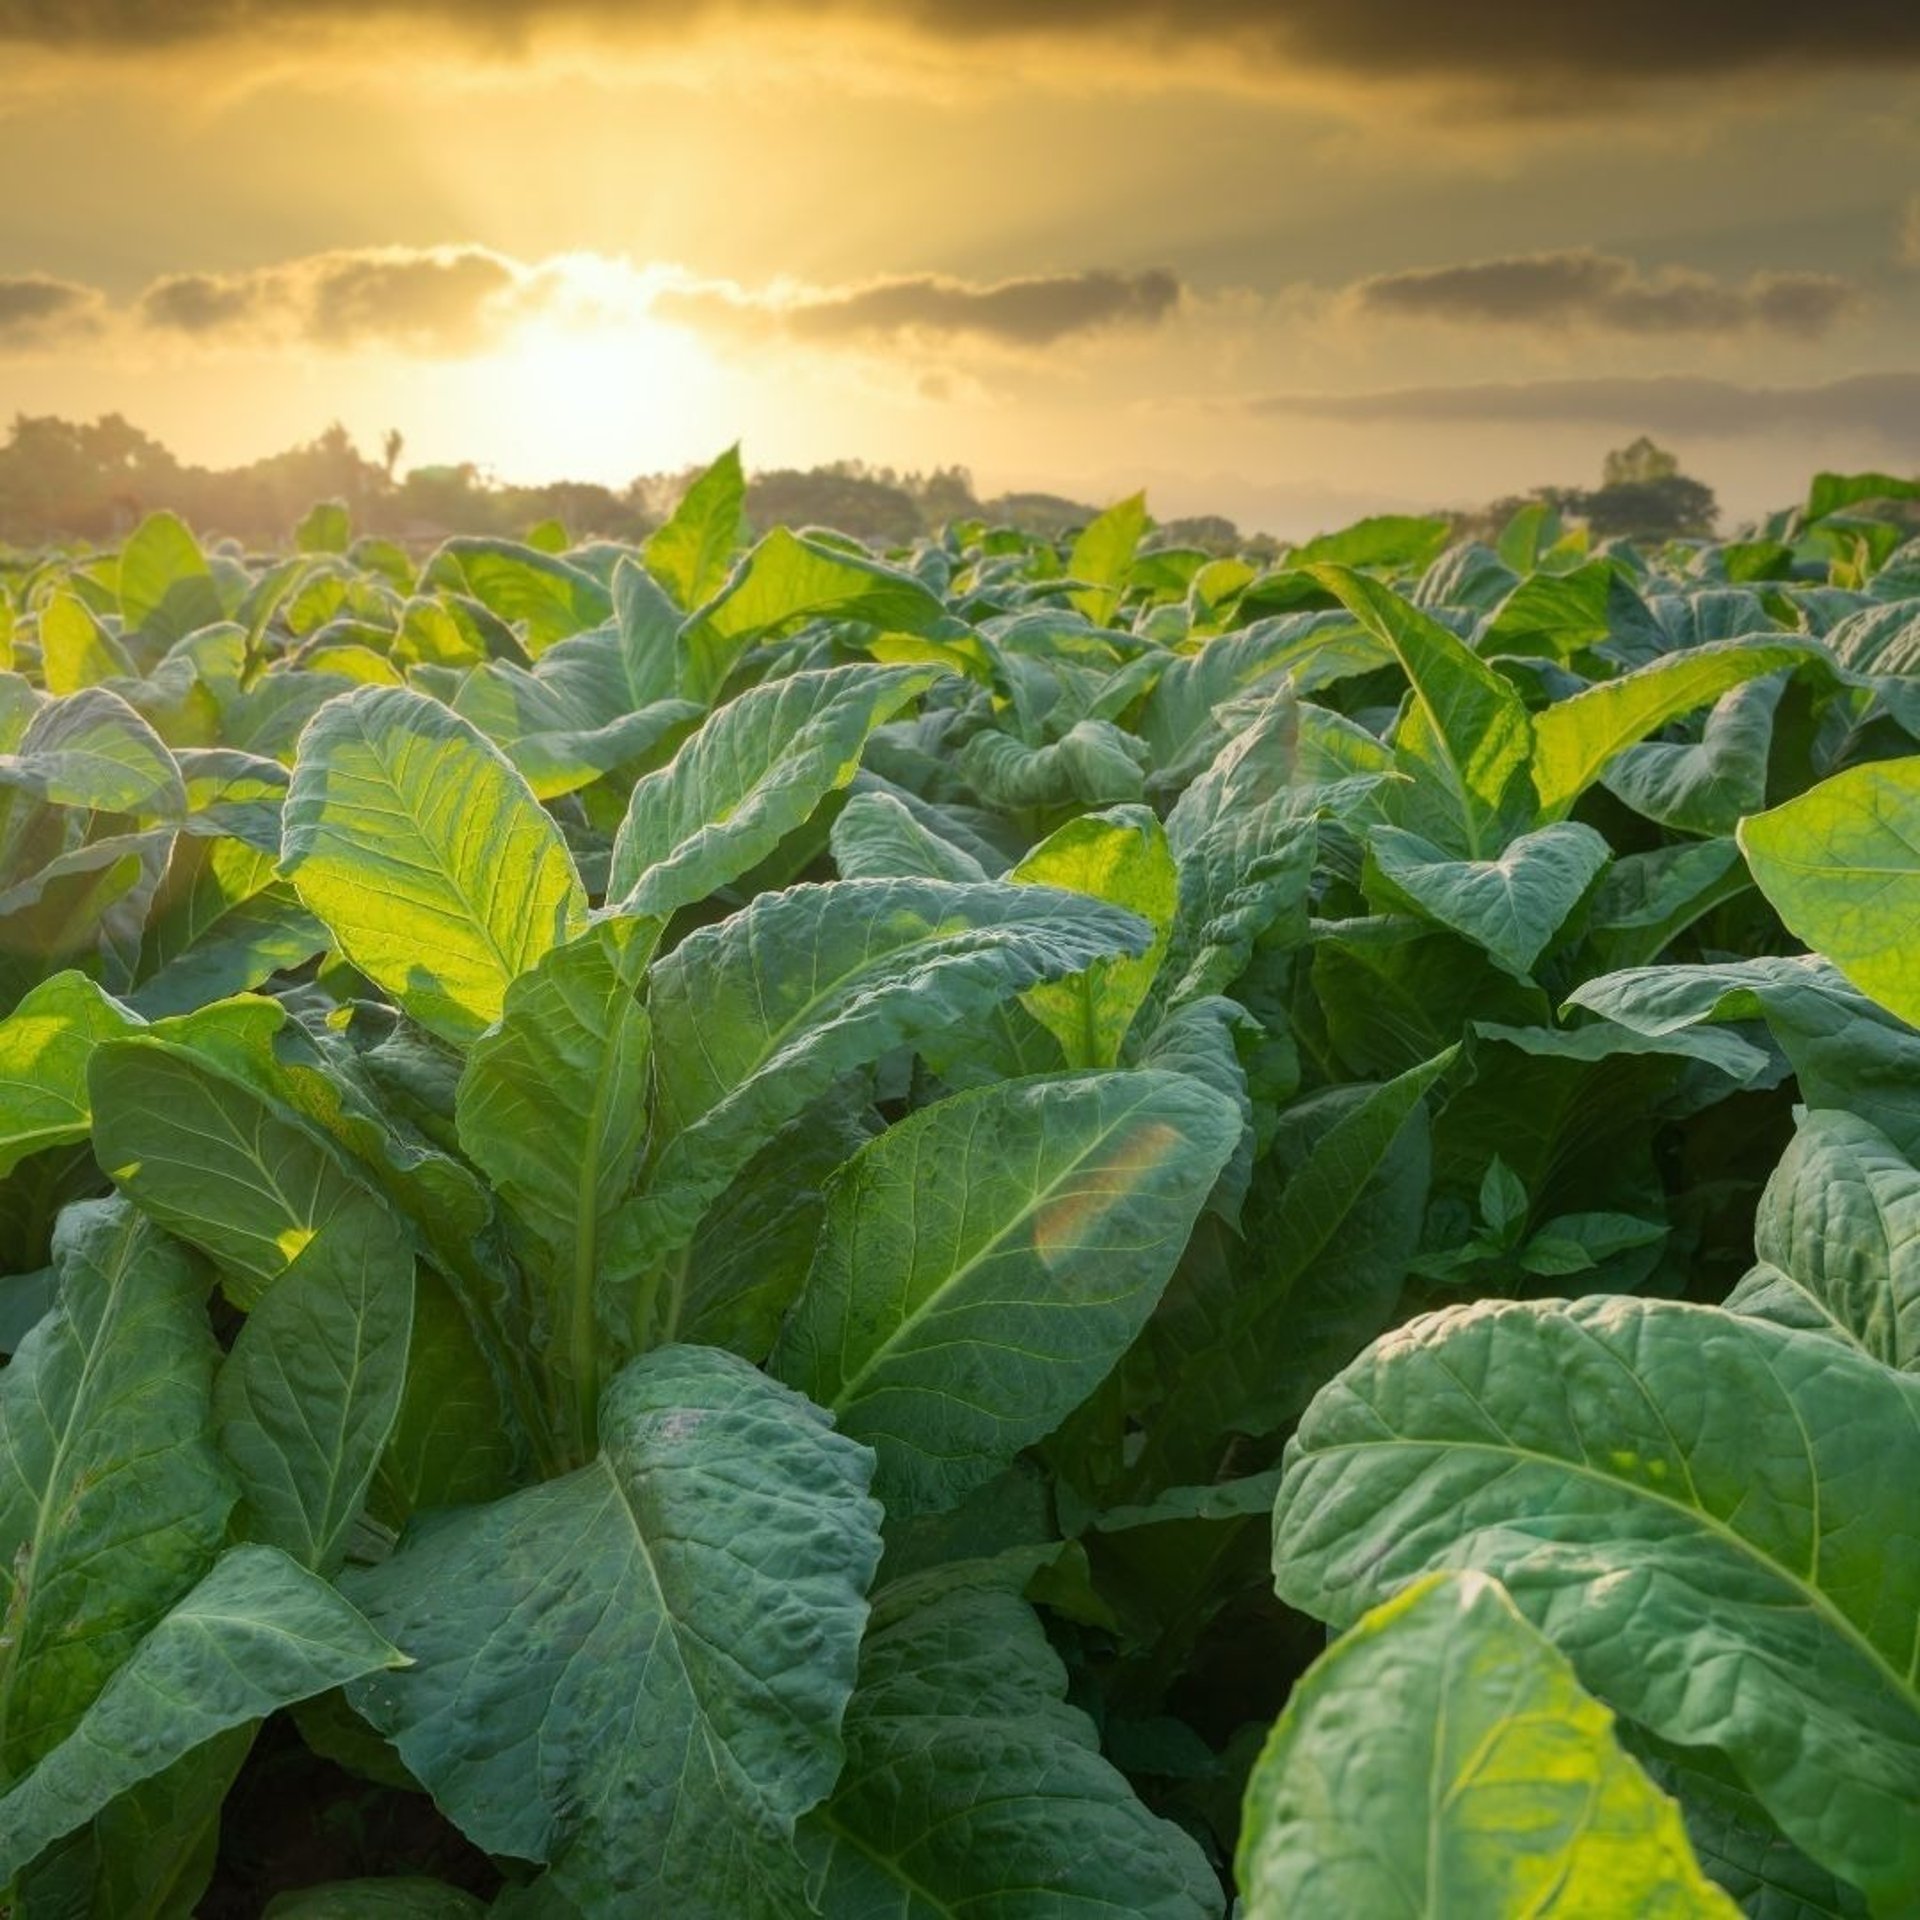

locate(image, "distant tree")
(1151, 513), (1242, 554)
(1578, 439), (1717, 541)
(745, 467), (924, 545)
(382, 428), (405, 481)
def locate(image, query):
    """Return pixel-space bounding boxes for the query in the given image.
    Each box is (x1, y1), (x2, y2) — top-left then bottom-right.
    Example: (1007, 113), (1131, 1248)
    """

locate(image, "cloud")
(1249, 372), (1920, 442)
(1350, 250), (1858, 339)
(659, 268), (1183, 348)
(5, 1), (1918, 97)
(136, 246), (535, 353)
(0, 274), (106, 348)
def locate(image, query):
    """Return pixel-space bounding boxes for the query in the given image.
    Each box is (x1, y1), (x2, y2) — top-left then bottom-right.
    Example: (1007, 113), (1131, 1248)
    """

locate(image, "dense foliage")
(2, 452), (1919, 1916)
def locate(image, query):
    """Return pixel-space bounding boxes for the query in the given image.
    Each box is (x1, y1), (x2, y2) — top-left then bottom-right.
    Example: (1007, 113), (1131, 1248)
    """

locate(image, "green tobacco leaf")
(1271, 1294), (1920, 1911)
(956, 718), (1151, 809)
(89, 1034), (397, 1310)
(773, 1070), (1240, 1515)
(1132, 1049), (1451, 1488)
(1728, 1109), (1920, 1370)
(677, 528), (947, 703)
(639, 878), (1152, 1268)
(0, 686), (185, 819)
(1011, 805), (1175, 1067)
(1581, 840), (1748, 975)
(1294, 512), (1454, 572)
(1310, 563), (1531, 856)
(345, 1345), (881, 1913)
(609, 662), (940, 916)
(131, 838), (326, 1017)
(373, 1266), (516, 1523)
(282, 686), (587, 1042)
(118, 511), (224, 646)
(0, 1200), (230, 1781)
(455, 917), (652, 1456)
(1739, 757), (1920, 1029)
(38, 591), (134, 694)
(1365, 821), (1610, 977)
(0, 1545), (402, 1881)
(1237, 1570), (1736, 1919)
(678, 1094), (880, 1363)
(421, 538), (613, 656)
(1602, 672), (1785, 837)
(215, 1210), (414, 1574)
(1158, 689), (1326, 1005)
(88, 1037), (414, 1569)
(1533, 637), (1824, 819)
(1067, 491), (1148, 626)
(797, 1587), (1220, 1919)
(644, 444), (745, 610)
(829, 788), (988, 882)
(0, 972), (133, 1178)
(1568, 955), (1920, 1161)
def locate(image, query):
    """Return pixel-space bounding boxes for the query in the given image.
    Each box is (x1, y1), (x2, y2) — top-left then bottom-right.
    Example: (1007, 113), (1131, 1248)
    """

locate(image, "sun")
(477, 310), (729, 484)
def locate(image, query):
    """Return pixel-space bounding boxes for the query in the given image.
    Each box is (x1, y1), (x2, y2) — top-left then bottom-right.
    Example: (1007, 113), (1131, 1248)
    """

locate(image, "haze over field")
(2, 0), (1917, 533)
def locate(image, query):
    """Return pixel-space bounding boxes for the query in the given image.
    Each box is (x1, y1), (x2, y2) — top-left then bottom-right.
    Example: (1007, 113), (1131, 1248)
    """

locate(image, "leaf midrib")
(1295, 1431), (1920, 1718)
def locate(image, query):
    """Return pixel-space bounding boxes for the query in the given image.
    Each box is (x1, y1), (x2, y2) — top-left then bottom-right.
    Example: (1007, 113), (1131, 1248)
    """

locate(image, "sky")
(1, 1), (1917, 535)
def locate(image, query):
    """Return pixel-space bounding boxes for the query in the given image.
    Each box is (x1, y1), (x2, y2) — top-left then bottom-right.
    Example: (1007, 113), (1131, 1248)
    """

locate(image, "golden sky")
(2, 1), (1917, 533)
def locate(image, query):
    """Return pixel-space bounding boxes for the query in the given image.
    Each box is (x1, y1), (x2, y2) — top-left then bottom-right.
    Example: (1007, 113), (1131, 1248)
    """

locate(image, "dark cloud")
(0, 274), (105, 346)
(660, 268), (1183, 347)
(1353, 250), (1858, 339)
(138, 272), (265, 334)
(1250, 372), (1920, 442)
(5, 0), (1918, 93)
(139, 247), (528, 353)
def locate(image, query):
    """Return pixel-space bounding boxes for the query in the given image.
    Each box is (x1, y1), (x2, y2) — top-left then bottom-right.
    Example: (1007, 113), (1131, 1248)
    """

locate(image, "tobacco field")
(2, 453), (1919, 1916)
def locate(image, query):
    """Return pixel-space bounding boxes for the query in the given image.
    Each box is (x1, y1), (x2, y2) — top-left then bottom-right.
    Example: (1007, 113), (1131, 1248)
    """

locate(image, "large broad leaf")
(609, 662), (941, 917)
(264, 1882), (486, 1918)
(1310, 564), (1531, 856)
(88, 1037), (414, 1569)
(829, 788), (988, 883)
(638, 878), (1152, 1270)
(421, 538), (613, 656)
(956, 718), (1151, 810)
(1739, 757), (1920, 1029)
(1237, 1569), (1736, 1918)
(345, 1346), (881, 1913)
(89, 1034), (397, 1310)
(1010, 805), (1175, 1067)
(677, 529), (947, 703)
(1364, 820), (1610, 978)
(772, 1070), (1240, 1515)
(1127, 1048), (1452, 1490)
(1157, 689), (1329, 1005)
(1533, 637), (1825, 820)
(38, 591), (135, 695)
(644, 445), (745, 610)
(1270, 1294), (1920, 1910)
(0, 686), (185, 819)
(797, 1587), (1220, 1919)
(214, 1210), (414, 1575)
(282, 686), (587, 1043)
(0, 1200), (231, 1781)
(0, 972), (133, 1179)
(131, 837), (326, 1017)
(455, 918), (652, 1459)
(1569, 955), (1920, 1162)
(118, 511), (224, 646)
(1066, 492), (1148, 626)
(1602, 672), (1785, 837)
(1728, 1109), (1920, 1371)
(676, 1093), (881, 1363)
(0, 1545), (402, 1882)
